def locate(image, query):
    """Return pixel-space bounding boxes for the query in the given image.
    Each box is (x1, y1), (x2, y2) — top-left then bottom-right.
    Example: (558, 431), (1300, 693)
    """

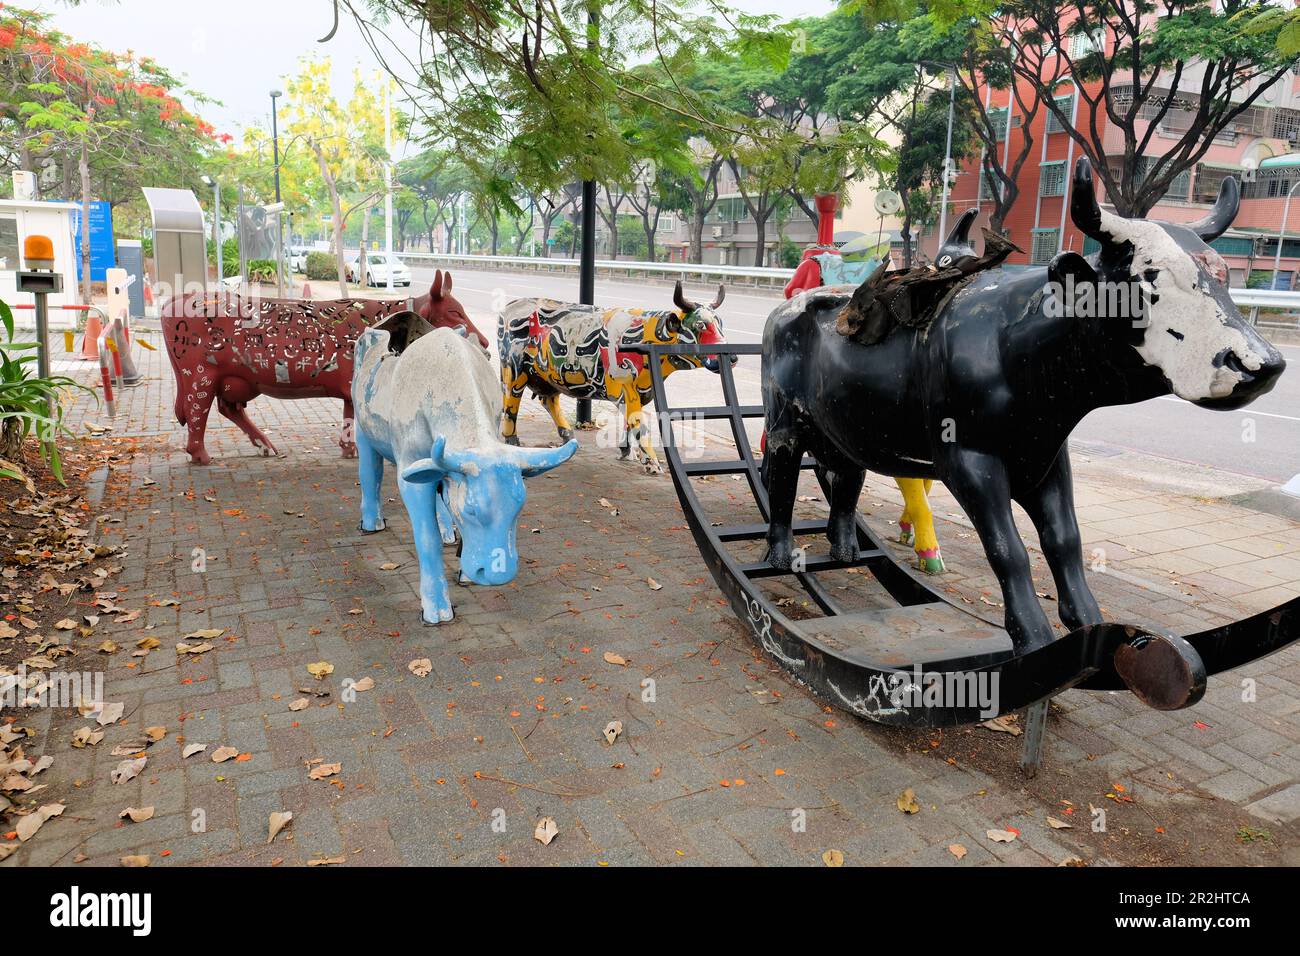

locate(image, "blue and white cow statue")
(352, 311), (578, 624)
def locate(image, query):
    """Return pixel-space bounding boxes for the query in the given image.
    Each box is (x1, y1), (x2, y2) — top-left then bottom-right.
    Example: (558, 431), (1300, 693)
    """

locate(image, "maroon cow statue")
(162, 270), (486, 464)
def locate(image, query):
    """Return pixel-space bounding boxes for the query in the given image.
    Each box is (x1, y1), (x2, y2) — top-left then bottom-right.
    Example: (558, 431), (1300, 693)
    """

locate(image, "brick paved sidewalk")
(4, 317), (1298, 867)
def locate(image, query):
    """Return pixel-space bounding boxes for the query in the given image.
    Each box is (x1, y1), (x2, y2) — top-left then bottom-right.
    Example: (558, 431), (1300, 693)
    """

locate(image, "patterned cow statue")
(352, 312), (577, 625)
(162, 270), (486, 464)
(498, 281), (729, 471)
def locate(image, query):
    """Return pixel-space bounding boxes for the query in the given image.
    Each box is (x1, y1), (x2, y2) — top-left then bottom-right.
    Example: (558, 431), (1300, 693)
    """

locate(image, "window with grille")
(1068, 30), (1103, 59)
(1040, 162), (1066, 197)
(1047, 95), (1073, 134)
(979, 168), (1002, 202)
(1134, 157), (1191, 202)
(988, 107), (1010, 141)
(1031, 229), (1059, 264)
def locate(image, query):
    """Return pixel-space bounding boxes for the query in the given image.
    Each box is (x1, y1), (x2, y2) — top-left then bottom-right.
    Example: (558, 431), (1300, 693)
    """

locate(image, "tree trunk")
(78, 138), (93, 304)
(311, 141), (349, 297)
(753, 217), (767, 267)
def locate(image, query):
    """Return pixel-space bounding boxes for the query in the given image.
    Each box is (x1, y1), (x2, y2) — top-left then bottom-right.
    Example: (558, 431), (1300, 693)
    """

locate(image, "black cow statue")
(762, 157), (1286, 653)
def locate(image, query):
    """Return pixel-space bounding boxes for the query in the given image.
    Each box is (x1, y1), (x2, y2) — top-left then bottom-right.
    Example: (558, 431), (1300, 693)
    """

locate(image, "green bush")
(246, 259), (277, 283)
(0, 298), (93, 484)
(305, 251), (337, 281)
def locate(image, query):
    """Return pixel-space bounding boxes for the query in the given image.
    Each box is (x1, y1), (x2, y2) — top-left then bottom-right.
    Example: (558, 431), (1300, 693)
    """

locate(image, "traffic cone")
(79, 309), (102, 361)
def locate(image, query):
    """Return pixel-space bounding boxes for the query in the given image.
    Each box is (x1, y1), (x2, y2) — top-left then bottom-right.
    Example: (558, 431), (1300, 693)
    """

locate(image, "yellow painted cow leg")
(896, 477), (944, 574)
(500, 368), (529, 445)
(624, 392), (662, 473)
(540, 393), (574, 441)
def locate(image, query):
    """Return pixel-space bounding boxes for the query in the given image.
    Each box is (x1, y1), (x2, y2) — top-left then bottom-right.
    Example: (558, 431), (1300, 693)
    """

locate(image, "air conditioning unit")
(711, 226), (724, 238)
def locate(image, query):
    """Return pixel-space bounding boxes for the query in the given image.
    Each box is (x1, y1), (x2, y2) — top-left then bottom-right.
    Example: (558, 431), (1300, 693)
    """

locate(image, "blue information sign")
(69, 201), (116, 282)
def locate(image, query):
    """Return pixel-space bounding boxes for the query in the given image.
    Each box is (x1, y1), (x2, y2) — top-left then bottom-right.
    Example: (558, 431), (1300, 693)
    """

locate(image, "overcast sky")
(34, 0), (838, 151)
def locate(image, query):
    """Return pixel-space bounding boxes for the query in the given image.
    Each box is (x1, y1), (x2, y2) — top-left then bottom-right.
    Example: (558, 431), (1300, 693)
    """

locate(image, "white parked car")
(348, 252), (411, 287)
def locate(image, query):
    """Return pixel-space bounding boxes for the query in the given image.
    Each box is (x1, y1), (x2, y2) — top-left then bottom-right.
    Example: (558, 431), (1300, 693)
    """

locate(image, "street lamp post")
(937, 64), (957, 251)
(201, 174), (221, 289)
(1271, 179), (1300, 290)
(270, 89), (285, 297)
(576, 2), (600, 427)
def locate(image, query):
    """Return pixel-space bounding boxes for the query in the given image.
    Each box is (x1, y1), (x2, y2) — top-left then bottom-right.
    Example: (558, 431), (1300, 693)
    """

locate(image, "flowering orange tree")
(1, 5), (222, 300)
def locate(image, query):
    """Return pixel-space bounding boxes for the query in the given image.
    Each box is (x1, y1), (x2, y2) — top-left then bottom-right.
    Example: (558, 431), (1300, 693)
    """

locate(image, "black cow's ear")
(1048, 251), (1097, 289)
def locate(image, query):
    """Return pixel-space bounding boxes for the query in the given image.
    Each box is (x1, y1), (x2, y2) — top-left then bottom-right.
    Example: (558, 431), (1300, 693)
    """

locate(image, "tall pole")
(213, 180), (222, 284)
(1271, 179), (1300, 290)
(576, 3), (600, 427)
(384, 77), (394, 291)
(937, 65), (957, 252)
(270, 90), (284, 298)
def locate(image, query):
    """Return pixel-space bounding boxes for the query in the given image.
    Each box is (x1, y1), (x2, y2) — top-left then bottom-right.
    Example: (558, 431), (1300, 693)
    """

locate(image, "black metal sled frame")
(631, 341), (1300, 732)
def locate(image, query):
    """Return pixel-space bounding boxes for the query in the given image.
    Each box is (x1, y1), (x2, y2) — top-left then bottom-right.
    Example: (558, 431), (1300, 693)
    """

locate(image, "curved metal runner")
(631, 341), (1300, 769)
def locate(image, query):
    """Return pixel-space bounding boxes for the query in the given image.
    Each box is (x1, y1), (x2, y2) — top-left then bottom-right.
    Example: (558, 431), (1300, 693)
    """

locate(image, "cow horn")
(947, 207), (978, 247)
(1070, 157), (1108, 244)
(512, 439), (578, 478)
(431, 270), (445, 301)
(710, 284), (726, 309)
(673, 280), (697, 314)
(1185, 176), (1239, 242)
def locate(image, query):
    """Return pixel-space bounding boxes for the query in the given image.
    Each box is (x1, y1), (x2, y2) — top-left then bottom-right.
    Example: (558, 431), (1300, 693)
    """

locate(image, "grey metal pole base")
(1019, 699), (1050, 777)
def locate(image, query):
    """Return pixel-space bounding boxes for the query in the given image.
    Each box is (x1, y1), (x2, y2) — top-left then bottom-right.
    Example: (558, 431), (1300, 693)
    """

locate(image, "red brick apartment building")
(921, 22), (1300, 287)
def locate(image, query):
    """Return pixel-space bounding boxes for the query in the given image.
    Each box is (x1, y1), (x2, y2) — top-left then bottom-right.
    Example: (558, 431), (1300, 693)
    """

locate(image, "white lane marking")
(1154, 395), (1300, 423)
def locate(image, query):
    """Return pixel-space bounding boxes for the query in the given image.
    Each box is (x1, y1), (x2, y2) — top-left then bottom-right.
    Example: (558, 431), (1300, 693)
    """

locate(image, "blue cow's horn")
(510, 439), (579, 477)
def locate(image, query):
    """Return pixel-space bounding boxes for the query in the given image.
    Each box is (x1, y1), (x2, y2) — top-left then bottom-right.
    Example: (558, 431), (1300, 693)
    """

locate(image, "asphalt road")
(409, 263), (1300, 486)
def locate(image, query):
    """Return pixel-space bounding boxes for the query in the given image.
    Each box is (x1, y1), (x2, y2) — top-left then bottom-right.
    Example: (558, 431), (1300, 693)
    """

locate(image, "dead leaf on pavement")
(949, 844), (968, 860)
(97, 640), (118, 654)
(352, 677), (375, 692)
(120, 855), (150, 867)
(408, 658), (432, 677)
(1046, 816), (1073, 830)
(896, 788), (920, 814)
(71, 727), (104, 748)
(306, 661), (334, 680)
(822, 849), (845, 867)
(309, 762), (341, 781)
(980, 715), (1022, 737)
(95, 702), (125, 726)
(288, 698), (309, 712)
(16, 802), (64, 841)
(534, 816), (559, 845)
(120, 806), (155, 823)
(602, 720), (623, 745)
(267, 811), (293, 844)
(602, 651), (626, 667)
(182, 744), (207, 759)
(308, 855), (345, 866)
(211, 746), (239, 763)
(986, 829), (1018, 843)
(144, 726), (166, 742)
(111, 758), (146, 784)
(184, 628), (226, 640)
(175, 641), (213, 655)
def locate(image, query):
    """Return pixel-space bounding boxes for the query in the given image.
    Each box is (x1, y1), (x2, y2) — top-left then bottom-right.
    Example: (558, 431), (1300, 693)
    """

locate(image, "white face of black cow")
(1094, 210), (1277, 404)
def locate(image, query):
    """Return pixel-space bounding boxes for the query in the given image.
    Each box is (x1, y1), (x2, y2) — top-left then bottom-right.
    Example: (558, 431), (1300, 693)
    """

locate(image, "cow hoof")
(188, 451), (212, 466)
(916, 549), (945, 574)
(829, 541), (857, 564)
(765, 540), (794, 571)
(341, 445), (358, 459)
(358, 519), (386, 534)
(558, 428), (574, 441)
(504, 434), (521, 447)
(422, 607), (455, 625)
(898, 523), (915, 547)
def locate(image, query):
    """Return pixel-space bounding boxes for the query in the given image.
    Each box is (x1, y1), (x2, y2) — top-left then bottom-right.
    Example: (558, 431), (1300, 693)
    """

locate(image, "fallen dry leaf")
(986, 829), (1018, 843)
(980, 715), (1022, 737)
(182, 743), (207, 759)
(602, 651), (627, 667)
(307, 661), (334, 680)
(119, 855), (150, 867)
(602, 720), (623, 745)
(822, 849), (845, 867)
(267, 810), (293, 844)
(534, 816), (559, 845)
(352, 676), (375, 692)
(111, 757), (146, 785)
(309, 762), (341, 781)
(408, 658), (432, 677)
(896, 788), (920, 814)
(184, 628), (226, 640)
(949, 844), (968, 860)
(16, 802), (64, 841)
(1046, 816), (1074, 830)
(96, 702), (125, 726)
(288, 698), (309, 712)
(646, 577), (662, 591)
(119, 806), (155, 824)
(211, 746), (239, 763)
(308, 855), (345, 866)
